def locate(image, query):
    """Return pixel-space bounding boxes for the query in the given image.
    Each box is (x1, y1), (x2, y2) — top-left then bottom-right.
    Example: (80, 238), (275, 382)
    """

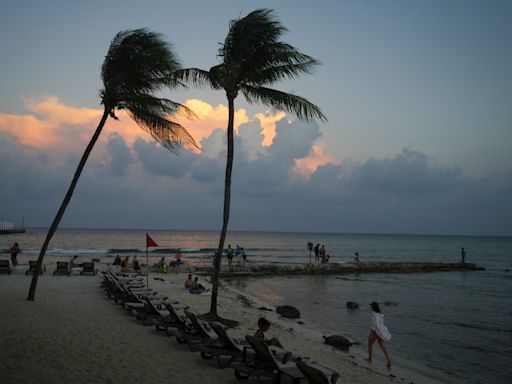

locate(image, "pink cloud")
(293, 144), (342, 178)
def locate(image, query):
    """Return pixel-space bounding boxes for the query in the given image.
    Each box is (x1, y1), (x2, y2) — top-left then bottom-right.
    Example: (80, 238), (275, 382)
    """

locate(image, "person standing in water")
(460, 247), (467, 263)
(367, 301), (392, 368)
(10, 242), (20, 266)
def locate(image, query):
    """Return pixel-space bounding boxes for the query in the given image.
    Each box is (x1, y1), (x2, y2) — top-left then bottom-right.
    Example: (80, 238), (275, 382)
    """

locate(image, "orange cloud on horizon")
(293, 144), (342, 178)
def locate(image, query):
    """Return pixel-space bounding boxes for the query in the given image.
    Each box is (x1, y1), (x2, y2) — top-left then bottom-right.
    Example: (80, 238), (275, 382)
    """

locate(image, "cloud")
(1, 96), (510, 235)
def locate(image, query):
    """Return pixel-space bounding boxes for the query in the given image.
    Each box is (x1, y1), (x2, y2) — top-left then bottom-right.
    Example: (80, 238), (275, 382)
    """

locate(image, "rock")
(276, 305), (301, 319)
(346, 301), (359, 309)
(258, 306), (273, 311)
(324, 335), (351, 350)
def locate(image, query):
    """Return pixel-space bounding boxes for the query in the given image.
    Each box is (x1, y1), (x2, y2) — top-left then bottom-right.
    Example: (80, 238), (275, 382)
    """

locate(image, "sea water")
(1, 229), (511, 383)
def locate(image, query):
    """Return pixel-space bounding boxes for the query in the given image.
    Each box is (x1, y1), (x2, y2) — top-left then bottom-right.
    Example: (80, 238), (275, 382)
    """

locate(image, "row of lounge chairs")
(101, 269), (340, 383)
(0, 260), (97, 276)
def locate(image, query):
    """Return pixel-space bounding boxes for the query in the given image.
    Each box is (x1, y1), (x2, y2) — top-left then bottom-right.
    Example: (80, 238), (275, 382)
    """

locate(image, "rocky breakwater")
(247, 261), (484, 276)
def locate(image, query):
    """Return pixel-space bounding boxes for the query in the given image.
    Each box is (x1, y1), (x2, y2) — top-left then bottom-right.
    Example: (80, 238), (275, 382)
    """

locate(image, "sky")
(0, 0), (511, 236)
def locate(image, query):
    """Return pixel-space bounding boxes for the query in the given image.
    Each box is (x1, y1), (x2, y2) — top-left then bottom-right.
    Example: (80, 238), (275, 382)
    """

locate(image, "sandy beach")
(0, 256), (456, 384)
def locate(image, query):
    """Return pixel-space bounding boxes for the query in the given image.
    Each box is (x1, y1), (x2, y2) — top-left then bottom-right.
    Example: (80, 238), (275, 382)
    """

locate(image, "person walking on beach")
(367, 302), (392, 368)
(320, 245), (327, 263)
(10, 242), (20, 266)
(241, 247), (247, 269)
(226, 244), (234, 270)
(175, 249), (182, 273)
(460, 247), (467, 264)
(354, 252), (362, 269)
(314, 243), (320, 262)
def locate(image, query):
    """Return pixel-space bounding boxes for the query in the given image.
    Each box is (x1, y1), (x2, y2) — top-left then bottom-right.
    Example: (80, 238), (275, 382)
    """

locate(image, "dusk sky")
(1, 1), (511, 236)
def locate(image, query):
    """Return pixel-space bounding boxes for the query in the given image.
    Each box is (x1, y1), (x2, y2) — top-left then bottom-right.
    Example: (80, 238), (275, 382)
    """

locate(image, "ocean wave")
(434, 320), (512, 334)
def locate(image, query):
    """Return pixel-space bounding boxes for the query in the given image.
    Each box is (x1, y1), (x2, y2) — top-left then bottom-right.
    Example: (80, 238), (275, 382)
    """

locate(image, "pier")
(0, 219), (25, 235)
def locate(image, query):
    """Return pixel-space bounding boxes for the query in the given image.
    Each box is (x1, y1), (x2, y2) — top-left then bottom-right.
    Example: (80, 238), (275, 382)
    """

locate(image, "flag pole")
(146, 234), (149, 297)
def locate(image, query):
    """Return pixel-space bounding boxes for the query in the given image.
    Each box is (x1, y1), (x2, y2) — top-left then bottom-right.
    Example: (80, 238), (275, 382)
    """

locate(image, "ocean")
(1, 228), (511, 383)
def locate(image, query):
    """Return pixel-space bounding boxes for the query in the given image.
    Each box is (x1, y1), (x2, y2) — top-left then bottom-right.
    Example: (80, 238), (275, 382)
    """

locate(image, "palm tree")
(27, 29), (196, 301)
(176, 9), (327, 320)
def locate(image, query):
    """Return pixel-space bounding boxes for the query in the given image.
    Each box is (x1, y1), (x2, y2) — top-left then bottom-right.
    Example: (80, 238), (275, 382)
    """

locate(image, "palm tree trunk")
(27, 110), (110, 301)
(209, 95), (235, 317)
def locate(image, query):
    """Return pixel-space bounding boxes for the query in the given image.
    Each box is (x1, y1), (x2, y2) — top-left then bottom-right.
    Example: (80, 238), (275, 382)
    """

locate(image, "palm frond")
(99, 28), (198, 152)
(121, 93), (197, 120)
(241, 85), (327, 122)
(129, 108), (198, 152)
(101, 28), (181, 109)
(222, 9), (286, 62)
(172, 68), (218, 89)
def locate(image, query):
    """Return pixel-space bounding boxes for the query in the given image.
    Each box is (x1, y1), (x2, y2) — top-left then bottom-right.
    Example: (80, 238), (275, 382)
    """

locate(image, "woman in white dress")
(367, 301), (392, 368)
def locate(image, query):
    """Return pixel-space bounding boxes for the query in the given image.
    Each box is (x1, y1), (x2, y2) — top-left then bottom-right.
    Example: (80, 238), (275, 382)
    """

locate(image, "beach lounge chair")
(0, 260), (12, 274)
(200, 322), (254, 368)
(296, 361), (340, 384)
(53, 261), (70, 276)
(157, 302), (189, 333)
(80, 262), (97, 275)
(176, 310), (218, 345)
(26, 261), (44, 275)
(230, 335), (304, 383)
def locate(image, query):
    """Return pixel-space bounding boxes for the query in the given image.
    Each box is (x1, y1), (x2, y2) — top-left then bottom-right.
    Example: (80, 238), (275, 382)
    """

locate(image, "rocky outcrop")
(276, 305), (301, 319)
(324, 335), (352, 350)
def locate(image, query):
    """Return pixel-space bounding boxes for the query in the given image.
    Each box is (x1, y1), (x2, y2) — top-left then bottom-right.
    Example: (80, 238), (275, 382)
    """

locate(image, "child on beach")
(367, 302), (392, 368)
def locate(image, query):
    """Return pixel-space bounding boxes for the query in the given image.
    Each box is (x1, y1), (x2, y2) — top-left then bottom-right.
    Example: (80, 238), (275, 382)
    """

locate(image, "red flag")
(146, 233), (159, 247)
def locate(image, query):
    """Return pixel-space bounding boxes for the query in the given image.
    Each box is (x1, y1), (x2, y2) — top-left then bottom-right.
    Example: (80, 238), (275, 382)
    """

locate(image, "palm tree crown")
(101, 28), (196, 151)
(183, 9), (326, 121)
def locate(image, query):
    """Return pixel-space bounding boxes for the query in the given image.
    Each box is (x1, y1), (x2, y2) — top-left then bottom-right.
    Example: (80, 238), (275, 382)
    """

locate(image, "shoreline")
(0, 256), (464, 384)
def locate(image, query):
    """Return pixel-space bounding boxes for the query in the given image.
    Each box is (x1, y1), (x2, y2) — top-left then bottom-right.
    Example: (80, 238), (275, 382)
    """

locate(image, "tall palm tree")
(27, 29), (196, 301)
(176, 9), (327, 319)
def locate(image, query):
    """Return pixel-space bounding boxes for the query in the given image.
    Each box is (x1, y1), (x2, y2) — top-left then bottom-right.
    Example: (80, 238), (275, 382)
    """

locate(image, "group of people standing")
(158, 249), (182, 273)
(225, 244), (246, 270)
(313, 243), (330, 263)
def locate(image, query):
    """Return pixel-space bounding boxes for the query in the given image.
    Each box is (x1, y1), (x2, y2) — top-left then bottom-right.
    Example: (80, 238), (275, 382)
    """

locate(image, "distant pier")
(0, 219), (25, 235)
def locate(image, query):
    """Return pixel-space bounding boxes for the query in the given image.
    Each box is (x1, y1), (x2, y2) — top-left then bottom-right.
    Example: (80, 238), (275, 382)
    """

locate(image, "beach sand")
(0, 257), (455, 384)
